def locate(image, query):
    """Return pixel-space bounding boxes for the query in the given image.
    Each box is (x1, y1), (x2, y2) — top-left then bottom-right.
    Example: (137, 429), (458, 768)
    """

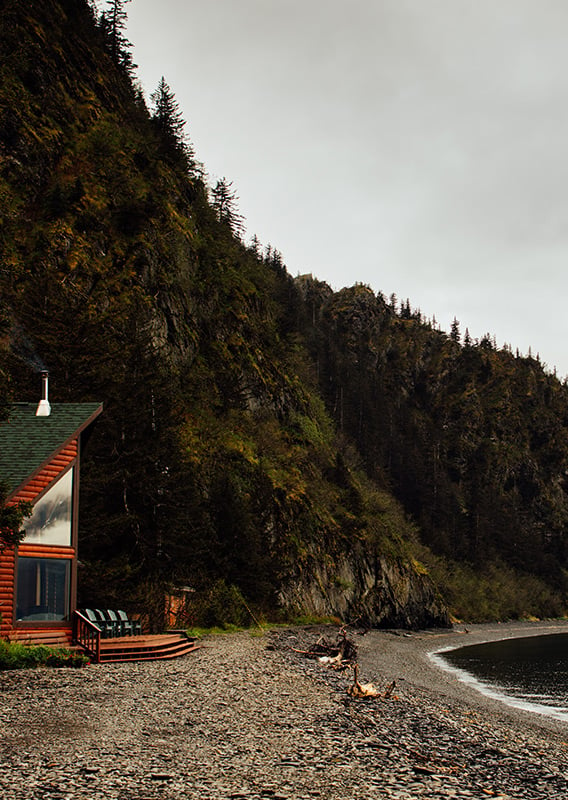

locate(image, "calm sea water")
(431, 633), (568, 721)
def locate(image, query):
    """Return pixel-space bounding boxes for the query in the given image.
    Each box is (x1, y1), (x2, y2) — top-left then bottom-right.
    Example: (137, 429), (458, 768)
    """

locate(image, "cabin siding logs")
(0, 440), (78, 638)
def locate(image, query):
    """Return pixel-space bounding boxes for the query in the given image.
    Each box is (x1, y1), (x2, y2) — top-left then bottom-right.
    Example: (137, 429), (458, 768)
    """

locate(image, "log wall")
(1, 440), (78, 639)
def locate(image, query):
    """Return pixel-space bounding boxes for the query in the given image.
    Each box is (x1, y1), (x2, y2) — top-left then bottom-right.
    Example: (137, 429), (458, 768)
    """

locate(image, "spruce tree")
(100, 0), (135, 75)
(249, 234), (262, 256)
(0, 497), (32, 551)
(151, 77), (186, 140)
(150, 76), (195, 168)
(450, 316), (461, 343)
(211, 177), (246, 238)
(0, 334), (32, 550)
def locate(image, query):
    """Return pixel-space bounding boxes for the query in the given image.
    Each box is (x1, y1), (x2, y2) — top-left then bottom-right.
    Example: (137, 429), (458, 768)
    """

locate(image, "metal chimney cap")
(35, 371), (51, 417)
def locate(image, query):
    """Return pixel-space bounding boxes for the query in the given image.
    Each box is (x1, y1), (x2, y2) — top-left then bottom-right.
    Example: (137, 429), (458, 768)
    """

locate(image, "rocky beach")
(2, 622), (568, 799)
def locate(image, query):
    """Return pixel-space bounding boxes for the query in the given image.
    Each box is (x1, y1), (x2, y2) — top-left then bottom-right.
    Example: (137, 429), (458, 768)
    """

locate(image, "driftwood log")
(348, 664), (398, 699)
(291, 627), (358, 669)
(292, 628), (399, 700)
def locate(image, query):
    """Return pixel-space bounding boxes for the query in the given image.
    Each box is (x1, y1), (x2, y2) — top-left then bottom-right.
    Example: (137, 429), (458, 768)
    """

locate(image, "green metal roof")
(0, 403), (103, 497)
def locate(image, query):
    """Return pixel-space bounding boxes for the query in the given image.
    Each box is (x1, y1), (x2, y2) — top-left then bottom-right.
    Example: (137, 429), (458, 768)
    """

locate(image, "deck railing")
(72, 610), (101, 663)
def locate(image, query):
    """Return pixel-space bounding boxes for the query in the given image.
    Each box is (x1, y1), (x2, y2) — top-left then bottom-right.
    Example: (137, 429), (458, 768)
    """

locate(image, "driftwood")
(291, 627), (358, 670)
(348, 664), (398, 700)
(348, 663), (380, 697)
(292, 628), (398, 700)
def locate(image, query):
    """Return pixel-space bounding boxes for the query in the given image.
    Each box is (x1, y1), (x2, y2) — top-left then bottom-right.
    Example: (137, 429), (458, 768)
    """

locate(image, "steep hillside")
(0, 0), (448, 629)
(298, 279), (568, 620)
(3, 0), (568, 627)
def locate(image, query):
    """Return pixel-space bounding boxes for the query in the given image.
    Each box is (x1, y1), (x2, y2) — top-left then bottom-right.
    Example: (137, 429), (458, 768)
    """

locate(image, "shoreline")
(355, 620), (568, 736)
(2, 622), (568, 798)
(279, 620), (568, 797)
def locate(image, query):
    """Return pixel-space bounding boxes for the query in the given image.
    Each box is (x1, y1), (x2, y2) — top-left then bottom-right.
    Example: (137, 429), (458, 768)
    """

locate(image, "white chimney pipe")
(36, 371), (51, 417)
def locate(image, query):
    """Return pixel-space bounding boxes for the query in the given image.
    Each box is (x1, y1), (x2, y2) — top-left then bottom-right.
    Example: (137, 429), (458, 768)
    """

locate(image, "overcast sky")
(124, 0), (568, 377)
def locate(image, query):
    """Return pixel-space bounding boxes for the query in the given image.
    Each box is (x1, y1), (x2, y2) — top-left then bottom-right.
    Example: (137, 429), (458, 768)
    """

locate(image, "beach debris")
(318, 653), (342, 665)
(290, 627), (399, 699)
(347, 664), (398, 700)
(291, 627), (358, 669)
(348, 664), (380, 697)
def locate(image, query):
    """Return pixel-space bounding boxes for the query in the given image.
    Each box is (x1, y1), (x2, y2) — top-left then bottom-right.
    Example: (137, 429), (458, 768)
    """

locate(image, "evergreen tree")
(265, 247), (284, 272)
(400, 298), (412, 319)
(450, 316), (461, 343)
(0, 331), (32, 549)
(151, 77), (185, 141)
(211, 177), (246, 238)
(150, 76), (195, 168)
(249, 234), (262, 256)
(0, 496), (32, 551)
(100, 0), (135, 75)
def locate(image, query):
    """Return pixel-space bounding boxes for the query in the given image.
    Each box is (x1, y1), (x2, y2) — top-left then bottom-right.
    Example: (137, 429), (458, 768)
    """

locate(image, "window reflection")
(16, 557), (70, 621)
(23, 468), (73, 546)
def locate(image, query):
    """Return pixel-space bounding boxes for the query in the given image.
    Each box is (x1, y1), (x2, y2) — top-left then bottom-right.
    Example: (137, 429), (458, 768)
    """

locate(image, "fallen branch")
(347, 664), (398, 700)
(292, 629), (358, 668)
(348, 663), (380, 697)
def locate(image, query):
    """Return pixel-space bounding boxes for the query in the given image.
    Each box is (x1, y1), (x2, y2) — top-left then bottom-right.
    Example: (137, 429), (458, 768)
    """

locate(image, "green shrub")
(415, 549), (568, 622)
(187, 580), (251, 629)
(0, 639), (89, 670)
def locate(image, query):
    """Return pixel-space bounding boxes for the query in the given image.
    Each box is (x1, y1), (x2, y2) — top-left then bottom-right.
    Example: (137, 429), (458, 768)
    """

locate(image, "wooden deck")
(7, 626), (200, 664)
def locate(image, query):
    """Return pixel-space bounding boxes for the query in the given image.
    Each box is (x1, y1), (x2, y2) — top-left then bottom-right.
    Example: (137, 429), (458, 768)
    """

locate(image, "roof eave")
(5, 403), (103, 503)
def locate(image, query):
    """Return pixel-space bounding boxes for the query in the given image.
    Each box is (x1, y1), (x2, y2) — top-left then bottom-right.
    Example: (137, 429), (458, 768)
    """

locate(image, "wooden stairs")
(97, 632), (200, 663)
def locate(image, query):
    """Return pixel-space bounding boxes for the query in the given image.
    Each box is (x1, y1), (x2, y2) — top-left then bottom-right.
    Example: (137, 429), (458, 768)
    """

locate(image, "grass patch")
(184, 614), (343, 640)
(185, 622), (275, 639)
(185, 623), (247, 639)
(0, 639), (89, 670)
(286, 614), (342, 626)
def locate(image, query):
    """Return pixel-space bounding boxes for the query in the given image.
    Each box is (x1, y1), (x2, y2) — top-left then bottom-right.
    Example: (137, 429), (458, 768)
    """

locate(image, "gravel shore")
(1, 621), (568, 799)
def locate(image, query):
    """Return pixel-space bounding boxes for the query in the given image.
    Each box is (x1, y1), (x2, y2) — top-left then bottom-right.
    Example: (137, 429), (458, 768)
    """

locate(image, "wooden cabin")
(0, 381), (199, 662)
(0, 387), (102, 645)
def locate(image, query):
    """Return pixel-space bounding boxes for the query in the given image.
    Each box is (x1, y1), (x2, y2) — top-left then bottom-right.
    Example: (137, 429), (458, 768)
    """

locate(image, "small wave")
(429, 648), (568, 722)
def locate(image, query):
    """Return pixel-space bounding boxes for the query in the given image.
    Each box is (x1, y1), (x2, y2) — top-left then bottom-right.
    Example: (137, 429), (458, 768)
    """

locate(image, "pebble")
(0, 627), (567, 799)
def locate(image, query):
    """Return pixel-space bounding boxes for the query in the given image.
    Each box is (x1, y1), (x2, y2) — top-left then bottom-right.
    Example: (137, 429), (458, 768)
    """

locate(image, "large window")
(16, 557), (71, 621)
(23, 468), (74, 546)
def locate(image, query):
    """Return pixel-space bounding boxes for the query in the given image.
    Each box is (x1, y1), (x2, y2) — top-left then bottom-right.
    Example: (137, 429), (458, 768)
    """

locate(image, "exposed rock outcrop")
(280, 549), (450, 629)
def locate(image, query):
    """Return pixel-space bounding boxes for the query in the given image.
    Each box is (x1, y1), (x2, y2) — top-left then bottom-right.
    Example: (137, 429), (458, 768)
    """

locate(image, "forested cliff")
(1, 0), (567, 628)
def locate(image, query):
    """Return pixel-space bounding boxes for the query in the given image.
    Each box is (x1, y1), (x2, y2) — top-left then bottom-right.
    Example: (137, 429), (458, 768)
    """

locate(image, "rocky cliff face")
(280, 549), (450, 629)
